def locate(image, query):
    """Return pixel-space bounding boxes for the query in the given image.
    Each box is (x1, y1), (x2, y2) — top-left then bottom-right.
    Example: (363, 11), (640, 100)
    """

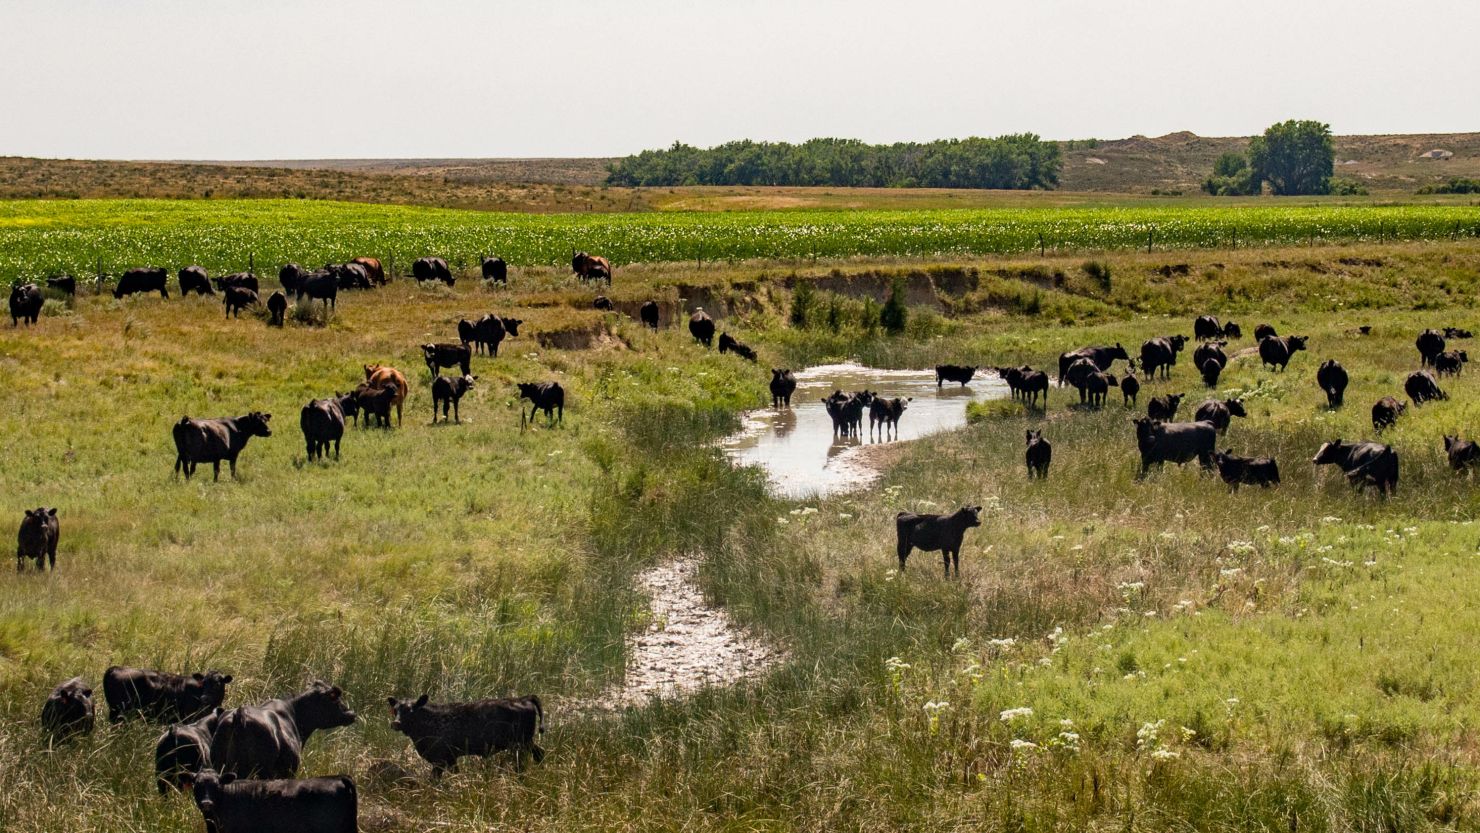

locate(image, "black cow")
(1371, 396), (1406, 431)
(45, 275), (76, 296)
(1193, 315), (1223, 341)
(1139, 335), (1188, 380)
(103, 667), (232, 724)
(639, 300), (659, 330)
(1317, 359), (1348, 408)
(1223, 322), (1243, 339)
(1405, 370), (1447, 405)
(868, 397), (910, 441)
(213, 273), (259, 294)
(1025, 430), (1051, 479)
(1120, 370), (1140, 407)
(210, 682), (356, 779)
(223, 286), (258, 318)
(1133, 418), (1216, 477)
(770, 369), (796, 408)
(266, 291), (287, 326)
(689, 309), (715, 347)
(1192, 341), (1227, 373)
(1193, 398), (1246, 434)
(1313, 440), (1398, 496)
(17, 507), (58, 572)
(1445, 435), (1480, 473)
(593, 295), (615, 311)
(482, 257), (507, 284)
(328, 262), (371, 291)
(413, 257), (454, 286)
(1258, 335), (1308, 371)
(518, 382), (565, 427)
(718, 332), (758, 361)
(179, 266), (213, 296)
(278, 264), (309, 295)
(10, 283), (43, 325)
(432, 374), (476, 424)
(465, 314), (506, 356)
(172, 412), (273, 480)
(115, 267), (170, 299)
(1444, 327), (1473, 339)
(1080, 370), (1118, 408)
(422, 342), (472, 377)
(1199, 359), (1223, 388)
(1057, 344), (1129, 385)
(301, 394), (356, 461)
(41, 676), (95, 742)
(936, 365), (977, 388)
(387, 694), (546, 775)
(295, 270), (337, 308)
(155, 709), (223, 793)
(823, 390), (874, 438)
(353, 384), (397, 429)
(1147, 392), (1185, 421)
(571, 251), (612, 283)
(1416, 329), (1446, 367)
(187, 769), (357, 833)
(1435, 350), (1468, 376)
(895, 506), (983, 577)
(1253, 323), (1277, 341)
(1213, 450), (1280, 491)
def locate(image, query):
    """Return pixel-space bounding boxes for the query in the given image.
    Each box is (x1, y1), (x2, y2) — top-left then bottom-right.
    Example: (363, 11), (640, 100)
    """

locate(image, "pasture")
(4, 220), (1480, 830)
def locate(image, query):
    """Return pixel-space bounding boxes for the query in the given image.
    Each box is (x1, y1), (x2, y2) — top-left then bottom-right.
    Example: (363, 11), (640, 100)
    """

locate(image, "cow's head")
(1226, 399), (1247, 418)
(386, 694), (430, 733)
(958, 506), (984, 528)
(297, 681), (356, 729)
(1169, 335), (1188, 350)
(189, 671), (233, 709)
(1290, 336), (1309, 351)
(242, 412), (272, 438)
(1111, 343), (1128, 360)
(1445, 435), (1459, 452)
(1312, 439), (1346, 464)
(503, 318), (523, 337)
(186, 768), (235, 815)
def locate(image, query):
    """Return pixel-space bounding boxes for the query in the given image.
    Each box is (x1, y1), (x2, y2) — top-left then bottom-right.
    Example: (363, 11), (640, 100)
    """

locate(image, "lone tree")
(1205, 120), (1334, 196)
(1201, 151), (1258, 196)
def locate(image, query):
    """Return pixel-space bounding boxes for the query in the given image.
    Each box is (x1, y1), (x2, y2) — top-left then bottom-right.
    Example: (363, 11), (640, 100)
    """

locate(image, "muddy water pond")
(721, 363), (1010, 498)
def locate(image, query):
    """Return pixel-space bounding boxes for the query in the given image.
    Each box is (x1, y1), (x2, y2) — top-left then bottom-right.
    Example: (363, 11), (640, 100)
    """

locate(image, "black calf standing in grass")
(223, 286), (258, 318)
(387, 693), (546, 776)
(1146, 392), (1184, 421)
(1371, 396), (1406, 432)
(1120, 363), (1140, 406)
(518, 382), (564, 427)
(1025, 430), (1051, 479)
(895, 505), (983, 577)
(718, 332), (758, 361)
(1213, 450), (1279, 491)
(432, 374), (476, 424)
(688, 309), (715, 347)
(185, 769), (358, 833)
(640, 300), (659, 329)
(103, 667), (232, 724)
(1435, 350), (1468, 376)
(10, 283), (42, 326)
(1445, 436), (1480, 473)
(1317, 360), (1348, 408)
(17, 507), (58, 571)
(41, 676), (95, 742)
(266, 291), (287, 326)
(1416, 329), (1446, 367)
(1313, 440), (1399, 496)
(1258, 335), (1307, 371)
(1405, 370), (1447, 405)
(155, 709), (223, 793)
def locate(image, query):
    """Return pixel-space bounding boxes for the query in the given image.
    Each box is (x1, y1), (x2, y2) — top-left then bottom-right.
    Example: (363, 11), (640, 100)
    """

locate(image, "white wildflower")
(999, 707), (1033, 722)
(951, 637), (972, 653)
(1009, 739), (1038, 751)
(1150, 748), (1181, 761)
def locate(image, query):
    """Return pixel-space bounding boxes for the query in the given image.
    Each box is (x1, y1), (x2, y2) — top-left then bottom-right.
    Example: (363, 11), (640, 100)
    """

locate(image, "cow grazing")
(1194, 315), (1223, 341)
(326, 263), (370, 290)
(482, 256), (507, 284)
(353, 383), (397, 428)
(1405, 370), (1447, 405)
(266, 291), (287, 326)
(387, 694), (546, 775)
(1193, 398), (1246, 434)
(1253, 323), (1277, 341)
(422, 342), (472, 377)
(41, 677), (95, 742)
(639, 300), (659, 329)
(363, 365), (408, 426)
(1445, 435), (1480, 473)
(1435, 350), (1468, 376)
(413, 257), (455, 286)
(278, 264), (308, 295)
(571, 251), (612, 283)
(155, 709), (223, 793)
(936, 364), (977, 388)
(770, 369), (797, 407)
(518, 382), (565, 427)
(432, 374), (476, 424)
(1147, 392), (1185, 421)
(593, 295), (615, 311)
(718, 332), (758, 361)
(172, 412), (272, 480)
(688, 309), (715, 347)
(1025, 430), (1051, 479)
(296, 270), (337, 308)
(10, 283), (43, 326)
(868, 397), (910, 440)
(213, 272), (259, 294)
(1213, 450), (1280, 491)
(1223, 322), (1243, 339)
(186, 769), (357, 833)
(103, 667), (232, 724)
(895, 506), (983, 577)
(45, 275), (76, 296)
(351, 257), (385, 286)
(1313, 440), (1399, 496)
(1416, 329), (1446, 367)
(17, 507), (58, 572)
(1317, 359), (1348, 408)
(1120, 369), (1141, 407)
(223, 286), (258, 318)
(115, 267), (170, 299)
(1258, 335), (1307, 371)
(1139, 335), (1188, 380)
(1133, 417), (1216, 477)
(300, 394), (356, 461)
(1058, 344), (1129, 384)
(1371, 396), (1406, 431)
(178, 266), (213, 296)
(209, 681), (356, 779)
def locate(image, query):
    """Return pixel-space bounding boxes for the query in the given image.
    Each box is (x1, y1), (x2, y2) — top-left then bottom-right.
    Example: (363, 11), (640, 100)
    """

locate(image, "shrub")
(1082, 260), (1112, 293)
(880, 276), (908, 334)
(790, 279), (815, 328)
(860, 297), (881, 334)
(1328, 177), (1369, 196)
(290, 299), (334, 327)
(1418, 177), (1480, 195)
(824, 293), (844, 333)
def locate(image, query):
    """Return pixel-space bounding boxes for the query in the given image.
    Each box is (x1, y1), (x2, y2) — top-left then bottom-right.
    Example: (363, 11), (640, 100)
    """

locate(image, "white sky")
(1, 0), (1475, 160)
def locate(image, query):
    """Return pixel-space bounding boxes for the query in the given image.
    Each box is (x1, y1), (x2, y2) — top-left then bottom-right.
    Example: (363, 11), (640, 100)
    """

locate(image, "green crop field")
(2, 199), (1479, 283)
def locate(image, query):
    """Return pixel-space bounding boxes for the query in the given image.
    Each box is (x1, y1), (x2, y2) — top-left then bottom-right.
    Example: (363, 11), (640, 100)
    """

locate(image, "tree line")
(604, 136), (1061, 190)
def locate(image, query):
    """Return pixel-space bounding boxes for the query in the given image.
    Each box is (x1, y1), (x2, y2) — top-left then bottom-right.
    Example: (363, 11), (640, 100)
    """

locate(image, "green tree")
(1212, 152), (1247, 177)
(789, 280), (816, 328)
(880, 277), (908, 334)
(1248, 120), (1334, 196)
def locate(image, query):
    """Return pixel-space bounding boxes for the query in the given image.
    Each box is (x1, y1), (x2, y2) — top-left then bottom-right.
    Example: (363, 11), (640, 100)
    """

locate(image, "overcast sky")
(2, 0), (1475, 160)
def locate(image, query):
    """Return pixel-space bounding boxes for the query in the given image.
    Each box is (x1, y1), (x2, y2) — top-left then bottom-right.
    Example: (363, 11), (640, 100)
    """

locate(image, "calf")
(173, 412), (273, 480)
(1025, 430), (1051, 479)
(363, 365), (408, 426)
(387, 694), (546, 775)
(179, 266), (213, 296)
(936, 364), (977, 388)
(103, 667), (232, 724)
(210, 681), (356, 779)
(1120, 364), (1140, 406)
(639, 300), (659, 329)
(278, 263), (308, 295)
(482, 256), (507, 284)
(223, 286), (258, 318)
(476, 314), (520, 357)
(1371, 396), (1406, 431)
(688, 309), (715, 347)
(213, 272), (259, 293)
(1258, 335), (1307, 371)
(17, 507), (58, 571)
(823, 390), (874, 438)
(354, 383), (397, 429)
(422, 342), (472, 377)
(1213, 450), (1280, 491)
(155, 709), (223, 793)
(10, 282), (43, 325)
(1193, 398), (1246, 434)
(1317, 359), (1348, 408)
(868, 397), (910, 440)
(1435, 350), (1468, 376)
(1222, 322), (1242, 339)
(1080, 370), (1118, 408)
(770, 369), (797, 407)
(1313, 439), (1398, 496)
(1192, 341), (1227, 373)
(1199, 358), (1223, 388)
(1416, 329), (1446, 366)
(432, 374), (476, 424)
(1444, 327), (1473, 339)
(45, 275), (76, 296)
(1404, 370), (1447, 405)
(718, 332), (758, 361)
(895, 506), (983, 577)
(1058, 343), (1129, 384)
(518, 381), (565, 427)
(1016, 368), (1050, 408)
(115, 267), (170, 299)
(295, 270), (337, 308)
(413, 256), (455, 286)
(41, 676), (95, 742)
(1146, 392), (1185, 421)
(1444, 435), (1480, 473)
(300, 394), (356, 460)
(1139, 335), (1188, 380)
(266, 291), (287, 326)
(187, 769), (357, 833)
(1133, 417), (1216, 477)
(593, 295), (614, 311)
(1253, 323), (1277, 341)
(1063, 358), (1100, 404)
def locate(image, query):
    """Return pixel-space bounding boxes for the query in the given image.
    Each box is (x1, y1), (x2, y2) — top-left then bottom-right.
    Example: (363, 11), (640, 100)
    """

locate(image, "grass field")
(5, 213), (1480, 830)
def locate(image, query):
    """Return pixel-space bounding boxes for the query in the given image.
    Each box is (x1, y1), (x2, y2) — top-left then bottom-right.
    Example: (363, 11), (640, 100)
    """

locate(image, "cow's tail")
(529, 694), (545, 734)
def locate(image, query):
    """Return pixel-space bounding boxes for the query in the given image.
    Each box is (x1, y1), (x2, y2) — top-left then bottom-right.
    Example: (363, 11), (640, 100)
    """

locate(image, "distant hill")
(206, 157), (615, 187)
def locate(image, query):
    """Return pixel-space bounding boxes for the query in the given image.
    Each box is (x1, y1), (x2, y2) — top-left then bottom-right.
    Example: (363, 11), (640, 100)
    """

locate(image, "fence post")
(1231, 228), (1237, 250)
(1146, 228), (1153, 254)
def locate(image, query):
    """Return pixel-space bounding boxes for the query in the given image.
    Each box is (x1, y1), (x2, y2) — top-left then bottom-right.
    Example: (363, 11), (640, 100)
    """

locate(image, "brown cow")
(363, 365), (408, 426)
(351, 257), (385, 286)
